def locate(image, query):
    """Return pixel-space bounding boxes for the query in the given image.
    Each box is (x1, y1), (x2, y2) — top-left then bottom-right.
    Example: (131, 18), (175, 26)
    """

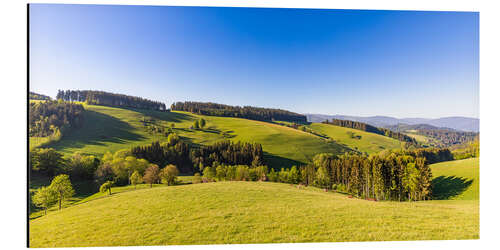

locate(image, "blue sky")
(29, 4), (479, 118)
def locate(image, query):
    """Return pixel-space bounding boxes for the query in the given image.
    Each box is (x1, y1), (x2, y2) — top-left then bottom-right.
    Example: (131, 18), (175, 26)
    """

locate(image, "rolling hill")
(305, 123), (403, 154)
(46, 104), (360, 168)
(29, 157), (479, 247)
(430, 157), (479, 200)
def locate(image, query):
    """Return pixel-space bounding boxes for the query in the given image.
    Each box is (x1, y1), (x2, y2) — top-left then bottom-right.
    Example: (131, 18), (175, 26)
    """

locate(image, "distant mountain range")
(305, 114), (479, 132)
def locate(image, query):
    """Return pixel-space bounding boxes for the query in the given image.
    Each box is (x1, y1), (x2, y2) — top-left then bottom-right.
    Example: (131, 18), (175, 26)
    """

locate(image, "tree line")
(29, 100), (85, 137)
(198, 150), (435, 201)
(29, 91), (52, 100)
(171, 101), (307, 123)
(131, 137), (264, 174)
(56, 90), (167, 111)
(323, 119), (418, 146)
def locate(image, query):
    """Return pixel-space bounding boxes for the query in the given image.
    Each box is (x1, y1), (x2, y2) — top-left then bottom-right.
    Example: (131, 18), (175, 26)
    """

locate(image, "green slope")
(430, 158), (479, 200)
(29, 181), (478, 247)
(48, 105), (349, 167)
(306, 123), (403, 154)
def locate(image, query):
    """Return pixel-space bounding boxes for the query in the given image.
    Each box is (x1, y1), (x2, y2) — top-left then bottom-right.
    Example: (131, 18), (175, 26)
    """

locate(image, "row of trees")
(30, 148), (100, 179)
(32, 174), (75, 214)
(29, 101), (85, 137)
(29, 91), (52, 100)
(56, 90), (167, 111)
(131, 139), (264, 174)
(171, 101), (307, 123)
(323, 119), (418, 145)
(198, 151), (433, 201)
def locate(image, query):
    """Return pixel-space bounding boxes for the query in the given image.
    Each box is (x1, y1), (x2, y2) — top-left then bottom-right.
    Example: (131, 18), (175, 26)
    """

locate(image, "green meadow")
(44, 104), (354, 167)
(306, 123), (403, 154)
(29, 158), (479, 247)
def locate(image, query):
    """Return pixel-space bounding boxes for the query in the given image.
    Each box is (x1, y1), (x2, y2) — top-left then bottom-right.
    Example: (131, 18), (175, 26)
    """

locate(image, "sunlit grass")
(29, 181), (478, 247)
(306, 123), (403, 154)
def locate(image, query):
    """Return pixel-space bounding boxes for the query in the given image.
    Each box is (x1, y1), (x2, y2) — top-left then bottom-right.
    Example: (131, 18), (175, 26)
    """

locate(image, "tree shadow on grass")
(264, 153), (305, 170)
(51, 110), (147, 150)
(129, 108), (195, 123)
(432, 175), (473, 200)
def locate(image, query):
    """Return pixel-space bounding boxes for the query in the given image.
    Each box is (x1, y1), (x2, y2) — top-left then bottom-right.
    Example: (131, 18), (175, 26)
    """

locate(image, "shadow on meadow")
(432, 175), (473, 200)
(264, 153), (305, 169)
(129, 108), (195, 123)
(51, 110), (147, 149)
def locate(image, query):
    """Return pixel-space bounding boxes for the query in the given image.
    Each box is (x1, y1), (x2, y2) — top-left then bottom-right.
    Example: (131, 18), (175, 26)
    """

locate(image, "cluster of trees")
(30, 148), (100, 180)
(301, 153), (433, 201)
(196, 151), (434, 201)
(56, 90), (166, 111)
(32, 174), (75, 214)
(95, 150), (152, 186)
(323, 119), (418, 145)
(131, 138), (264, 174)
(29, 101), (85, 137)
(192, 118), (206, 129)
(401, 148), (453, 164)
(130, 135), (192, 173)
(141, 117), (174, 136)
(171, 101), (307, 123)
(202, 164), (268, 182)
(29, 91), (52, 100)
(191, 140), (264, 171)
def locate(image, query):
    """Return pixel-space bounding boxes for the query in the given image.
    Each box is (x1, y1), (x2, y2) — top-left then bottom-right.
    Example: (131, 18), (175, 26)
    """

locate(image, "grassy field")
(29, 136), (51, 150)
(306, 123), (403, 154)
(430, 158), (479, 200)
(29, 158), (479, 247)
(45, 105), (351, 167)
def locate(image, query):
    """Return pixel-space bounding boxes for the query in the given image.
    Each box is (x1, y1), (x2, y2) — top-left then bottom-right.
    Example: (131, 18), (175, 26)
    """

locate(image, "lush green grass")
(30, 157), (479, 246)
(306, 123), (403, 154)
(29, 181), (478, 247)
(29, 136), (51, 150)
(29, 175), (194, 219)
(47, 105), (350, 167)
(430, 158), (479, 200)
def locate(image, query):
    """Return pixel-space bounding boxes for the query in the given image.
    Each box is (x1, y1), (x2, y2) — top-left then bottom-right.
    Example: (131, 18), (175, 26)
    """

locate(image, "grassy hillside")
(306, 123), (403, 154)
(430, 158), (479, 200)
(47, 104), (349, 167)
(29, 181), (478, 247)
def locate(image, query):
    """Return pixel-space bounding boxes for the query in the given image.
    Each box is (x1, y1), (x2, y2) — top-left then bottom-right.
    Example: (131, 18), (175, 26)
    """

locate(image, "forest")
(323, 119), (418, 145)
(56, 90), (167, 111)
(196, 148), (449, 201)
(171, 101), (307, 123)
(131, 138), (264, 174)
(29, 101), (85, 137)
(29, 91), (52, 100)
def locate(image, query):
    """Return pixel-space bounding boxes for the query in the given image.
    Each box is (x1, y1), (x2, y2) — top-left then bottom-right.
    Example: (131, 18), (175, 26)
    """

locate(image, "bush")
(193, 173), (202, 184)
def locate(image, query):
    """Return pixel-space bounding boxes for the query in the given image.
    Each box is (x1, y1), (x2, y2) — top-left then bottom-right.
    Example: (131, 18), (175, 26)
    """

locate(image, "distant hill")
(29, 91), (52, 101)
(306, 114), (479, 132)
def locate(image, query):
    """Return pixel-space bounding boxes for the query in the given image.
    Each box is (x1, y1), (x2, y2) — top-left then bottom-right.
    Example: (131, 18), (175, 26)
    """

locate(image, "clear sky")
(29, 4), (479, 119)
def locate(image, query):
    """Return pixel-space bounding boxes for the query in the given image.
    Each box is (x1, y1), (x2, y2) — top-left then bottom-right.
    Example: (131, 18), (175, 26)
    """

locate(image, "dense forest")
(198, 148), (446, 201)
(29, 91), (52, 100)
(323, 119), (418, 145)
(56, 90), (167, 111)
(131, 138), (264, 174)
(29, 101), (85, 137)
(171, 101), (307, 123)
(296, 152), (432, 201)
